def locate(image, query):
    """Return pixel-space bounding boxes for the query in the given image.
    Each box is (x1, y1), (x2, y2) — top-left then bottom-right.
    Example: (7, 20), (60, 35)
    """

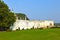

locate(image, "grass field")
(0, 28), (60, 40)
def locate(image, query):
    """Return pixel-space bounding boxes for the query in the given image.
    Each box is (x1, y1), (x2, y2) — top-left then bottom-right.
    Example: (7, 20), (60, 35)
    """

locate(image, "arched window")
(50, 23), (52, 26)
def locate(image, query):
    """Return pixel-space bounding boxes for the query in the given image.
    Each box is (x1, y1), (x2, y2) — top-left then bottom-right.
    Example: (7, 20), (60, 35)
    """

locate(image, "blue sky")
(3, 0), (60, 23)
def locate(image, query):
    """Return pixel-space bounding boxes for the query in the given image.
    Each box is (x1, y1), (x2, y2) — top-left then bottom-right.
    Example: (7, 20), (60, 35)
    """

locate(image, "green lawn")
(0, 28), (60, 40)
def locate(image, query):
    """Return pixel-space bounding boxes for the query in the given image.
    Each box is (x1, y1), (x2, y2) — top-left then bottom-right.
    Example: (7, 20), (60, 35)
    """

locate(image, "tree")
(0, 0), (16, 31)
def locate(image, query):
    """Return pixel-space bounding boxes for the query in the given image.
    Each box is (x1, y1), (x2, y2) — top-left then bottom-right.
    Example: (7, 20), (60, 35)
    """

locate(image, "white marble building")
(10, 16), (54, 31)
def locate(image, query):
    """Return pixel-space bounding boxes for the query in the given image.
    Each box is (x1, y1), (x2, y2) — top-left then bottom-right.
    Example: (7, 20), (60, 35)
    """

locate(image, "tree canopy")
(0, 0), (16, 29)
